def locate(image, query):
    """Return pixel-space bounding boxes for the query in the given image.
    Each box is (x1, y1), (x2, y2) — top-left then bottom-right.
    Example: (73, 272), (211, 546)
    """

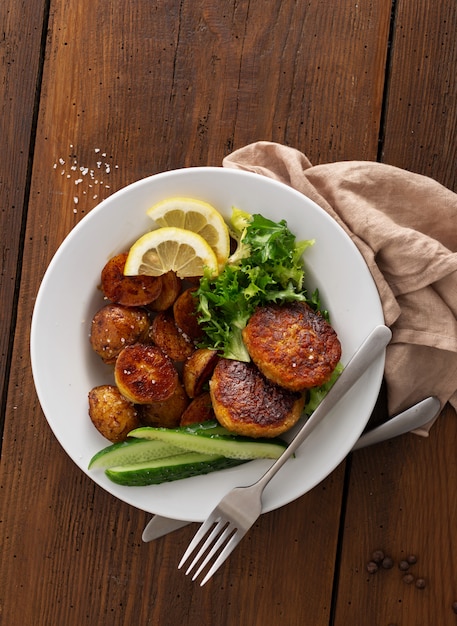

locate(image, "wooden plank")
(0, 1), (392, 624)
(335, 1), (457, 623)
(382, 0), (457, 189)
(0, 0), (47, 413)
(334, 406), (457, 626)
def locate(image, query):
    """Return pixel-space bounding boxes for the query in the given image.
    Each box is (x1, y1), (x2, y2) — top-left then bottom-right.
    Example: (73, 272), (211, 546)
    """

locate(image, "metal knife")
(142, 395), (440, 542)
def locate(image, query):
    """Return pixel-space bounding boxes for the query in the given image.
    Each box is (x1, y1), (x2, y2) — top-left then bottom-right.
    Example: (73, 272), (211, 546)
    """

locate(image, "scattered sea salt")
(53, 144), (119, 212)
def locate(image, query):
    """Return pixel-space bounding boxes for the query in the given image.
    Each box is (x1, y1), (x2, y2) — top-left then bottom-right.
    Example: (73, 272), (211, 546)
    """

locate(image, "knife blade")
(352, 395), (440, 450)
(141, 515), (191, 541)
(142, 395), (441, 542)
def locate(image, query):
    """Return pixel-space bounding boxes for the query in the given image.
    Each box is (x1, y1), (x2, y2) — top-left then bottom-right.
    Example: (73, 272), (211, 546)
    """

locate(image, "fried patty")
(241, 302), (341, 391)
(209, 358), (305, 438)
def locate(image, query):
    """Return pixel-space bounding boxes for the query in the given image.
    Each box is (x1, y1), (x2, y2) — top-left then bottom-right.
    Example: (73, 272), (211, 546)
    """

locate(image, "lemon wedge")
(124, 227), (219, 278)
(147, 197), (230, 271)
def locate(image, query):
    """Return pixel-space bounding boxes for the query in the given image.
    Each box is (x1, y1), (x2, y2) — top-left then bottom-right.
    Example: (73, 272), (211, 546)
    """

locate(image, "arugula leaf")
(196, 210), (318, 361)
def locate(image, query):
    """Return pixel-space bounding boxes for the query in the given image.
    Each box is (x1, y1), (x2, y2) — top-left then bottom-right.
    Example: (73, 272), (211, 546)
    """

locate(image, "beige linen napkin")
(223, 141), (457, 434)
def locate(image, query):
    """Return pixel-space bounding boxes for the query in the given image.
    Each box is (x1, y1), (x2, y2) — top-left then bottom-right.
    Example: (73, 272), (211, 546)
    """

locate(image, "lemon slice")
(147, 197), (230, 270)
(124, 227), (219, 278)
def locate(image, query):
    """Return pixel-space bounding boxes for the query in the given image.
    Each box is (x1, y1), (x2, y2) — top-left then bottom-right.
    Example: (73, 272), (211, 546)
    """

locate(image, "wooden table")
(1, 1), (456, 624)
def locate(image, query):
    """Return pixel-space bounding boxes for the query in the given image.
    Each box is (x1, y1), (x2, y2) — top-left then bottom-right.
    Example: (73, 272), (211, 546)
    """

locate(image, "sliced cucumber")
(128, 423), (287, 460)
(105, 453), (247, 486)
(88, 438), (183, 469)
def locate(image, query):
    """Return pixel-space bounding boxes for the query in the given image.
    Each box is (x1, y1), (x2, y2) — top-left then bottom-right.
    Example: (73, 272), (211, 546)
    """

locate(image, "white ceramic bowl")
(31, 167), (385, 521)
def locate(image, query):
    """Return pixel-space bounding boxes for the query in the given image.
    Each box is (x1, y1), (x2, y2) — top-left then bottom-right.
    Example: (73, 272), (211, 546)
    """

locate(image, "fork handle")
(254, 324), (392, 492)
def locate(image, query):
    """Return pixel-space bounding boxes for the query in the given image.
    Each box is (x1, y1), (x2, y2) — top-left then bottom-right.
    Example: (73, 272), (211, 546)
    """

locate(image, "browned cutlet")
(241, 302), (341, 391)
(209, 358), (305, 437)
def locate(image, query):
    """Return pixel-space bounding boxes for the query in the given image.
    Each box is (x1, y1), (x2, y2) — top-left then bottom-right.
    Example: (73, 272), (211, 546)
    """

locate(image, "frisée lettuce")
(196, 209), (325, 362)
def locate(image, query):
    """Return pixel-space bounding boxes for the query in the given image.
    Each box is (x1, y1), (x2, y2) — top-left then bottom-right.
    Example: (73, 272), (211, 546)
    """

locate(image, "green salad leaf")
(196, 209), (320, 362)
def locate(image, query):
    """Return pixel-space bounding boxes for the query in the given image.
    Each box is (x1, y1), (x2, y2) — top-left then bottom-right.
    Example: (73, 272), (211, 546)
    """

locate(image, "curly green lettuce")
(196, 209), (322, 362)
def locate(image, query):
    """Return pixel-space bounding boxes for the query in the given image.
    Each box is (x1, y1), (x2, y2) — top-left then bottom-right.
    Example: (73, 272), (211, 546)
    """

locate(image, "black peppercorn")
(403, 573), (415, 584)
(367, 561), (379, 574)
(382, 556), (394, 569)
(372, 549), (385, 563)
(406, 554), (417, 565)
(452, 601), (457, 614)
(415, 578), (426, 589)
(399, 560), (410, 571)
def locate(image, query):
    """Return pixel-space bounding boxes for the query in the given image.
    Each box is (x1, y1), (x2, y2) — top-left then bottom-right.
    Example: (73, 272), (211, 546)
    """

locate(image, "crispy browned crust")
(183, 348), (219, 398)
(114, 344), (178, 404)
(209, 359), (305, 438)
(147, 271), (182, 312)
(150, 310), (195, 362)
(88, 384), (141, 442)
(180, 392), (215, 426)
(173, 287), (204, 340)
(90, 303), (151, 364)
(242, 302), (341, 391)
(139, 382), (189, 428)
(101, 252), (163, 306)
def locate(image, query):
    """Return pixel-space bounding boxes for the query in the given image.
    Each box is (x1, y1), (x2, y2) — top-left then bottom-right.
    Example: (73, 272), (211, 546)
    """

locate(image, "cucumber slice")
(128, 424), (287, 460)
(88, 438), (183, 469)
(105, 453), (247, 486)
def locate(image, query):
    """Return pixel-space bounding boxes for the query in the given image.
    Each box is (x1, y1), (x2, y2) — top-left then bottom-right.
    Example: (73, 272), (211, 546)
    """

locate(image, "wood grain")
(335, 406), (457, 626)
(0, 0), (47, 418)
(382, 0), (457, 189)
(1, 0), (456, 624)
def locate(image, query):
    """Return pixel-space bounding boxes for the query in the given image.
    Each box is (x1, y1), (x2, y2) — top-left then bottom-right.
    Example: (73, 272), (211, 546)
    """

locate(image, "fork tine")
(190, 523), (236, 580)
(184, 519), (226, 576)
(199, 528), (247, 586)
(178, 517), (218, 570)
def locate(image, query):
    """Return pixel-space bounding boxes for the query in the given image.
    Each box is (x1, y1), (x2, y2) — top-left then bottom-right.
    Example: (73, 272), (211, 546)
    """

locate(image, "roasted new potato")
(209, 358), (305, 437)
(139, 382), (190, 428)
(180, 391), (215, 426)
(88, 384), (141, 442)
(150, 310), (195, 362)
(90, 303), (151, 364)
(183, 348), (219, 398)
(173, 287), (204, 340)
(242, 302), (342, 391)
(114, 343), (178, 404)
(101, 252), (163, 306)
(147, 271), (182, 311)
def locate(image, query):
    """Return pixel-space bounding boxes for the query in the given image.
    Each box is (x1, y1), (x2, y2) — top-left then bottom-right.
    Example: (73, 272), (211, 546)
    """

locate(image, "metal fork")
(178, 324), (392, 585)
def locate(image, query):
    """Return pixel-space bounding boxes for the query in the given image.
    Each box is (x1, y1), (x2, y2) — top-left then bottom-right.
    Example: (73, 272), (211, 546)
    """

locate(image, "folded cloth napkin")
(223, 141), (457, 435)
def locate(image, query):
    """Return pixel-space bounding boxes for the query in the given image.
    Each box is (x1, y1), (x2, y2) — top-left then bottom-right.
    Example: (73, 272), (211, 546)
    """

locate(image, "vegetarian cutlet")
(210, 358), (305, 438)
(242, 302), (341, 391)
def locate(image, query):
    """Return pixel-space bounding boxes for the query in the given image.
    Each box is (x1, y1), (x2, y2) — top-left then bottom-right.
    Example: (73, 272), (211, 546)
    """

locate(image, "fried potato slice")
(183, 348), (219, 398)
(139, 382), (190, 428)
(147, 271), (182, 311)
(209, 358), (305, 438)
(90, 303), (150, 364)
(180, 392), (215, 426)
(88, 384), (141, 442)
(114, 344), (178, 404)
(173, 287), (204, 340)
(101, 252), (163, 306)
(150, 310), (195, 362)
(242, 302), (341, 391)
